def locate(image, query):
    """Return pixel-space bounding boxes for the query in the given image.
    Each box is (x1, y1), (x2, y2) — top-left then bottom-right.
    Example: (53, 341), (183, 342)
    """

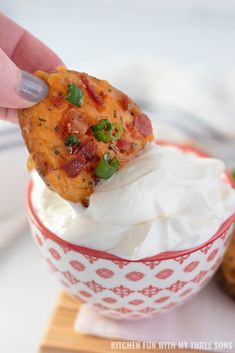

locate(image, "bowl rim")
(26, 140), (235, 263)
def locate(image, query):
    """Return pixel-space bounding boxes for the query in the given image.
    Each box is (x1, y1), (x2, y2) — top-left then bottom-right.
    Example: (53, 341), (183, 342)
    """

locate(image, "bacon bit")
(73, 140), (97, 161)
(61, 108), (89, 136)
(134, 113), (152, 137)
(80, 73), (104, 106)
(50, 95), (64, 107)
(61, 155), (86, 178)
(125, 120), (134, 131)
(120, 94), (129, 111)
(116, 138), (132, 152)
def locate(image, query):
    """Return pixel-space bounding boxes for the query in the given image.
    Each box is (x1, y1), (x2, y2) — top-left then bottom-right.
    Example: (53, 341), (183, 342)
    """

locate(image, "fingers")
(0, 49), (48, 109)
(0, 12), (64, 123)
(0, 107), (18, 123)
(0, 12), (63, 73)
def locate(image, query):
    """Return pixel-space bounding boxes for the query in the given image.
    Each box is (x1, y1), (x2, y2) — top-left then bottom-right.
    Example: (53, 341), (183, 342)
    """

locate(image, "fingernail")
(18, 70), (48, 103)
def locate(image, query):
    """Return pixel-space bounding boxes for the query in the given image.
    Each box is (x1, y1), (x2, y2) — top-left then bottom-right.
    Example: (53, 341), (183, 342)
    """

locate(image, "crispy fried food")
(217, 228), (235, 299)
(18, 67), (153, 204)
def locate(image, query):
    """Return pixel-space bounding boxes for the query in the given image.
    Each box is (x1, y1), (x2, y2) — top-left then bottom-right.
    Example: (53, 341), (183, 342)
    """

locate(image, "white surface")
(2, 0), (235, 73)
(0, 1), (235, 352)
(75, 279), (235, 352)
(0, 122), (28, 247)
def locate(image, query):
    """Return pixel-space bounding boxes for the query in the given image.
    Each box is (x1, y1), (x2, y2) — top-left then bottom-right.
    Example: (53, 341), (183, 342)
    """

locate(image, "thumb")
(0, 48), (48, 109)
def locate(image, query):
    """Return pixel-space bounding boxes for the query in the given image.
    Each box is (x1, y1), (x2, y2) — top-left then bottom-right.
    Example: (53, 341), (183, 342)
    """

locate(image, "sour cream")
(31, 143), (235, 260)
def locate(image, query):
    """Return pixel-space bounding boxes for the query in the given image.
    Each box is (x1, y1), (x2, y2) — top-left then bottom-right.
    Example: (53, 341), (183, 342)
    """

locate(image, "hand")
(0, 13), (63, 123)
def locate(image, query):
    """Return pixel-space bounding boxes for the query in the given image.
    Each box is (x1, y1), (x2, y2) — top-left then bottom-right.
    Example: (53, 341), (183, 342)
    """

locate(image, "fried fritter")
(18, 67), (153, 204)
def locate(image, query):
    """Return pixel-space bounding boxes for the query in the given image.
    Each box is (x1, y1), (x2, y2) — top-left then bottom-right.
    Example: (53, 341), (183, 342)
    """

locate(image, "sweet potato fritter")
(18, 67), (153, 204)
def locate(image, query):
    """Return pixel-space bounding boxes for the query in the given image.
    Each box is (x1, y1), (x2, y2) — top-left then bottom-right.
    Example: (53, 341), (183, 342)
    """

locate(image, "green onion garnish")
(232, 170), (235, 180)
(64, 134), (80, 147)
(111, 123), (124, 140)
(91, 118), (123, 143)
(65, 83), (84, 107)
(95, 152), (119, 179)
(91, 119), (113, 143)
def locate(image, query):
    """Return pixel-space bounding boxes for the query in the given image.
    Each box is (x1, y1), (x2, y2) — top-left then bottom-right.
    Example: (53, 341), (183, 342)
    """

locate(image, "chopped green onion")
(95, 152), (119, 179)
(64, 134), (80, 147)
(232, 170), (235, 180)
(91, 119), (113, 143)
(65, 83), (84, 107)
(111, 123), (124, 140)
(91, 118), (123, 143)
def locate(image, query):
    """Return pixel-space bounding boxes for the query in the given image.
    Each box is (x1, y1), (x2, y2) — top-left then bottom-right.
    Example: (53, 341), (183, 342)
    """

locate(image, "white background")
(0, 1), (234, 352)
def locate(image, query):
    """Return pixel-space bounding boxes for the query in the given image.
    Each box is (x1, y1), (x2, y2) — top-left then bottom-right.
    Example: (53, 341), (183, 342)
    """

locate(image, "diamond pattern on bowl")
(110, 285), (134, 297)
(70, 260), (86, 271)
(173, 254), (189, 264)
(143, 261), (161, 269)
(96, 268), (114, 279)
(192, 270), (208, 283)
(49, 247), (61, 260)
(84, 280), (106, 293)
(113, 260), (129, 268)
(183, 261), (199, 272)
(155, 296), (169, 303)
(29, 210), (233, 319)
(200, 243), (213, 254)
(116, 307), (133, 314)
(62, 271), (80, 285)
(83, 255), (98, 264)
(138, 285), (162, 297)
(128, 299), (144, 306)
(125, 271), (145, 281)
(167, 280), (186, 293)
(139, 307), (156, 314)
(155, 269), (174, 279)
(180, 288), (193, 297)
(78, 290), (92, 298)
(102, 297), (117, 303)
(60, 244), (71, 254)
(93, 303), (108, 310)
(206, 248), (219, 262)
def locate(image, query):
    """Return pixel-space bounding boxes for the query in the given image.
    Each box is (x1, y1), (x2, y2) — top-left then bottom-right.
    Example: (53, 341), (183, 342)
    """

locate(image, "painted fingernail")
(18, 70), (48, 102)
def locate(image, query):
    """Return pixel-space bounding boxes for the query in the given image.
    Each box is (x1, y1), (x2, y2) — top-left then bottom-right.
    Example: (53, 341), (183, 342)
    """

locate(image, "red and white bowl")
(26, 142), (235, 320)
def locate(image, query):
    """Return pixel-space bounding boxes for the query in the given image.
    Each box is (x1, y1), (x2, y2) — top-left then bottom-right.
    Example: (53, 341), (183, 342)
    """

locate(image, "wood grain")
(39, 291), (209, 353)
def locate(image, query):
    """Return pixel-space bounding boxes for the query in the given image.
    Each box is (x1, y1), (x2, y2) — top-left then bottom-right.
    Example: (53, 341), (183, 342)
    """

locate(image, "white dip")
(31, 143), (235, 260)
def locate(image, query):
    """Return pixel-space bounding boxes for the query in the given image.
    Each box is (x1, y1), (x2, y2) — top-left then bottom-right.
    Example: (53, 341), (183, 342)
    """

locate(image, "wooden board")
(39, 291), (208, 353)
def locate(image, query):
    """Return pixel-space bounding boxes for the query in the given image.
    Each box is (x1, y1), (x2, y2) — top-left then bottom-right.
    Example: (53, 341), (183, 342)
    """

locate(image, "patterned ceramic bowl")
(26, 143), (235, 320)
